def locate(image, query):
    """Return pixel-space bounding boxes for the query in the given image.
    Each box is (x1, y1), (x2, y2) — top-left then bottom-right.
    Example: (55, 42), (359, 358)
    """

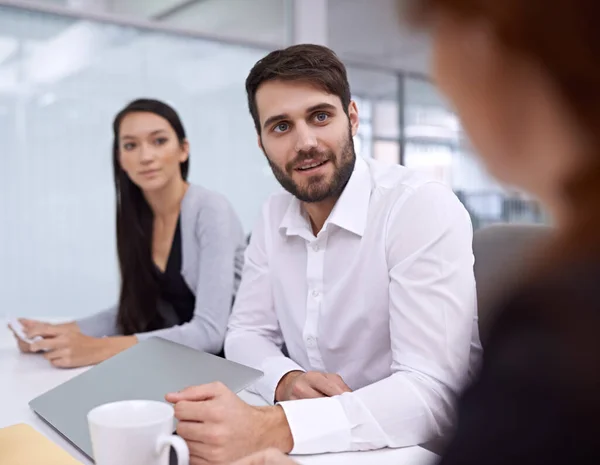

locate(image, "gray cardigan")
(76, 184), (246, 353)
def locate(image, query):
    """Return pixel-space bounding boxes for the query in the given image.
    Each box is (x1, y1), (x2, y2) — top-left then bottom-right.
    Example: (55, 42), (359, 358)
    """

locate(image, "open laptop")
(29, 337), (263, 460)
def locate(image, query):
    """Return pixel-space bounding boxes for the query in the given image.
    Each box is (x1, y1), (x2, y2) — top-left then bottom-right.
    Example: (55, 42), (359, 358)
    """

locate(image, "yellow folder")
(0, 423), (84, 464)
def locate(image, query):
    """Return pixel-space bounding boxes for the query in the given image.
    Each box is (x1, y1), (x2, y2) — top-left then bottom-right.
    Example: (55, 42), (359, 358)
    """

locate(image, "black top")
(439, 259), (600, 465)
(154, 216), (195, 327)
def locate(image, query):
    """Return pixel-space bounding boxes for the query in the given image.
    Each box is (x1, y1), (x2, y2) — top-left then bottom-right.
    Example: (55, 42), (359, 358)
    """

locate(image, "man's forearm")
(256, 406), (294, 453)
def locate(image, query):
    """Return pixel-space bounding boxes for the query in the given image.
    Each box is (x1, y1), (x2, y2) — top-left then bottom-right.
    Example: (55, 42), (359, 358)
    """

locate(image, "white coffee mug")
(87, 400), (189, 465)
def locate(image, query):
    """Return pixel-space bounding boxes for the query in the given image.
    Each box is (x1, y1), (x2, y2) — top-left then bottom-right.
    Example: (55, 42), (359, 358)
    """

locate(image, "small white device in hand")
(8, 317), (42, 345)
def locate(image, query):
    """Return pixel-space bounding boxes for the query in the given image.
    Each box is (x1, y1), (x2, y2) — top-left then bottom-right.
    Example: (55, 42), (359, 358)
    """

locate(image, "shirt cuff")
(254, 356), (305, 404)
(278, 396), (352, 455)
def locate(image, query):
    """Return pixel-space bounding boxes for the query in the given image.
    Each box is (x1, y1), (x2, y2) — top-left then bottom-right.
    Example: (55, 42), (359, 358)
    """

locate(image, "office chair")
(473, 223), (553, 345)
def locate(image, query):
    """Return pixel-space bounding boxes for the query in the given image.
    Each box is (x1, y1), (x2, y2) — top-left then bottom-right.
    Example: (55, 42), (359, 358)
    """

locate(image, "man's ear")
(257, 134), (263, 150)
(348, 101), (360, 137)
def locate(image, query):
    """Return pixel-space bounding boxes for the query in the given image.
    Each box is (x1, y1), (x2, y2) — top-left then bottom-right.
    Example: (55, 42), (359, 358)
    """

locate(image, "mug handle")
(156, 435), (189, 465)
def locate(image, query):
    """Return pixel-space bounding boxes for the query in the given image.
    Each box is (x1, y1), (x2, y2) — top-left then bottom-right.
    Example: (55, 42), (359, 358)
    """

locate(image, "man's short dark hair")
(245, 44), (352, 134)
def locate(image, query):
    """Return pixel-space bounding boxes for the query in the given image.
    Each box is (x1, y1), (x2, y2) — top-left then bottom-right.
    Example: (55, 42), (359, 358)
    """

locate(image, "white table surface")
(0, 321), (438, 465)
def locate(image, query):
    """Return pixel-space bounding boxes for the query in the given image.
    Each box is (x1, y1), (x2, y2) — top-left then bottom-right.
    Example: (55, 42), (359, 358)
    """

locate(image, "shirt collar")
(279, 195), (312, 239)
(279, 156), (372, 238)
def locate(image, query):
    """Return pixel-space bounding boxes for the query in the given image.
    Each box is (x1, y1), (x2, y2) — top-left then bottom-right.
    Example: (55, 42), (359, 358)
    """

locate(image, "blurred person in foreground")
(231, 0), (600, 464)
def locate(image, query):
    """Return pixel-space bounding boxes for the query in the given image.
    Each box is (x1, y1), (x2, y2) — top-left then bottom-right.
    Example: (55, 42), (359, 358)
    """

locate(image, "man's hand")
(230, 449), (299, 465)
(275, 371), (352, 402)
(165, 382), (293, 464)
(29, 329), (136, 368)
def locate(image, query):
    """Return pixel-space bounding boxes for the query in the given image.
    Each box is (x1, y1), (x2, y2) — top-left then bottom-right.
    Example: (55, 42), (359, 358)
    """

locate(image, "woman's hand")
(10, 319), (78, 354)
(27, 328), (137, 368)
(21, 318), (80, 338)
(9, 325), (34, 353)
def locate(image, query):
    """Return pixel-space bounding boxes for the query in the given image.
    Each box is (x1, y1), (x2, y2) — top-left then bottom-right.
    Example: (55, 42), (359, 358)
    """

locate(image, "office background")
(0, 0), (546, 319)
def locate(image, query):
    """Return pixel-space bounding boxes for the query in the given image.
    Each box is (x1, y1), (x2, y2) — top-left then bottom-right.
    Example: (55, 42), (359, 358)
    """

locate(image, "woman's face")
(118, 112), (188, 192)
(430, 14), (583, 205)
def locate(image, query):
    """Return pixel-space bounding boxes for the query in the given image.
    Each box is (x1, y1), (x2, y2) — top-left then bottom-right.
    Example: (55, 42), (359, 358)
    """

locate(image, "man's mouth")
(295, 159), (329, 172)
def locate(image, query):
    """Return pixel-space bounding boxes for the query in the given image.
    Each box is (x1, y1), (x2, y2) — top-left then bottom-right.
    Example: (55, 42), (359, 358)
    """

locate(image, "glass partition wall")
(349, 69), (547, 230)
(0, 3), (546, 319)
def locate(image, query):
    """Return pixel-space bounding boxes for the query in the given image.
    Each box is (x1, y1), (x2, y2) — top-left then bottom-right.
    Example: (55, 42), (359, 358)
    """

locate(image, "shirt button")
(311, 289), (320, 298)
(306, 337), (316, 348)
(312, 243), (319, 252)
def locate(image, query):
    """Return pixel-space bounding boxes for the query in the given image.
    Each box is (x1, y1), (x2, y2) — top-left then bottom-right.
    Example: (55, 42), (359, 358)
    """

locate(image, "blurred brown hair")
(245, 44), (352, 134)
(404, 0), (600, 261)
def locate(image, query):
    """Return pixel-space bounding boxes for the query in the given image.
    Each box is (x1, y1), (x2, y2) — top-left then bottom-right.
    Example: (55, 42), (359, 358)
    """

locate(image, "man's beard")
(264, 129), (356, 203)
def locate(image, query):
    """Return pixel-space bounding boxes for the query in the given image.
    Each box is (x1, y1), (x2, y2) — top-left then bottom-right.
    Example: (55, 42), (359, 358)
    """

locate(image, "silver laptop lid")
(29, 337), (263, 459)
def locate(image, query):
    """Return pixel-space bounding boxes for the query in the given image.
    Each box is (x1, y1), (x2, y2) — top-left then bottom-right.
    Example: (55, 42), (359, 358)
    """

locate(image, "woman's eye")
(154, 137), (168, 146)
(122, 142), (136, 151)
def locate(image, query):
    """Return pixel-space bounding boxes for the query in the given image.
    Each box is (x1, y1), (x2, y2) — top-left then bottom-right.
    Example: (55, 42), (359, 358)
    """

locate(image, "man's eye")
(274, 122), (289, 133)
(314, 112), (329, 123)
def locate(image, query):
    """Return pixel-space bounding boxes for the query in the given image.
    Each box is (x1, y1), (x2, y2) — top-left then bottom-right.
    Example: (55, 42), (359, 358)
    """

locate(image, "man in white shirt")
(165, 44), (481, 464)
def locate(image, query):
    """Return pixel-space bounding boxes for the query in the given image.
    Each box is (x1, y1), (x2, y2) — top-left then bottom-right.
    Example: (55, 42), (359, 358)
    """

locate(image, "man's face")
(255, 80), (360, 203)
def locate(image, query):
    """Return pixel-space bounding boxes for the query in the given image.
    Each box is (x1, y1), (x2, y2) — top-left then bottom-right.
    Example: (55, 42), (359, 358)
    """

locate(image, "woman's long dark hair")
(112, 99), (189, 335)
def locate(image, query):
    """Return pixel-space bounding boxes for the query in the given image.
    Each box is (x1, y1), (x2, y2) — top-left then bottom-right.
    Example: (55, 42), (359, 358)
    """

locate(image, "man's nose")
(294, 122), (318, 153)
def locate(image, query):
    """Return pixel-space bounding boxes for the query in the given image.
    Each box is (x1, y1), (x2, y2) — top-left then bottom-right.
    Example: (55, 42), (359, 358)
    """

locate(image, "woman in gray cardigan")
(14, 99), (246, 368)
